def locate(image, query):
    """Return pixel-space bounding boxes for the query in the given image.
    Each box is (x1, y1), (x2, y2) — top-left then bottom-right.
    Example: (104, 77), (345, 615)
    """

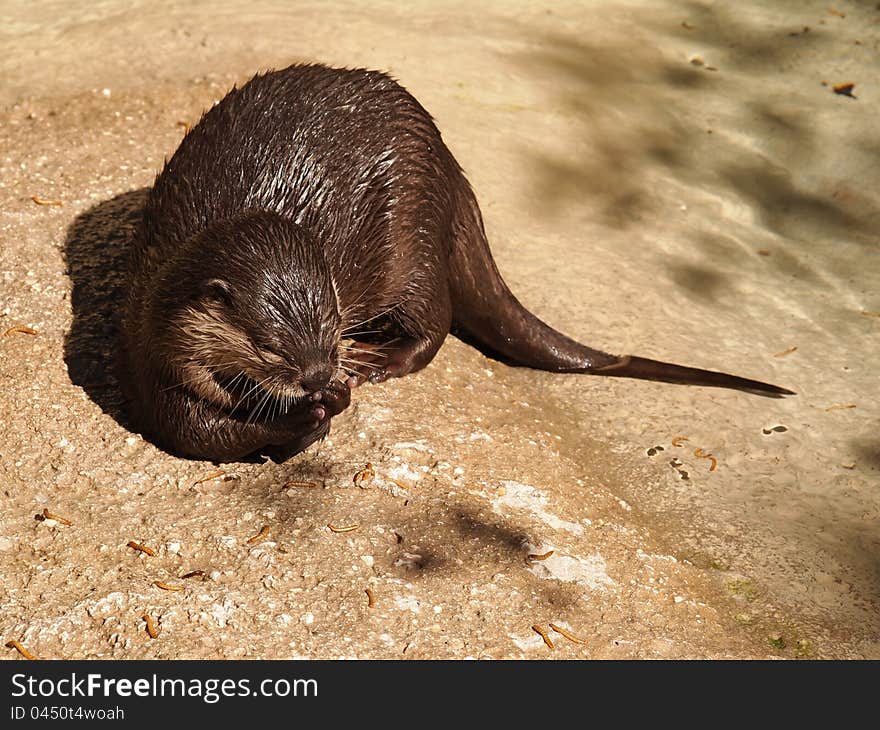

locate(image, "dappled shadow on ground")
(62, 189), (148, 430)
(507, 0), (880, 630)
(851, 432), (880, 472)
(511, 0), (879, 295)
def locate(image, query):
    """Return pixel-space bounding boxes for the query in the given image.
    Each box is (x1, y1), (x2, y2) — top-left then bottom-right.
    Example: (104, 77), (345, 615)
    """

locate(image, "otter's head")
(157, 212), (341, 407)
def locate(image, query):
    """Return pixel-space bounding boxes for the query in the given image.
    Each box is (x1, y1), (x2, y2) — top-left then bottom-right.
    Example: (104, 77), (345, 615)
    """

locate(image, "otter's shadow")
(63, 188), (149, 431)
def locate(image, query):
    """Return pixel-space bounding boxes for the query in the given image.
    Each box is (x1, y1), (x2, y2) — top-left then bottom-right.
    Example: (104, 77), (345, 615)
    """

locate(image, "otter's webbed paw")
(309, 377), (351, 420)
(262, 379), (351, 462)
(276, 378), (350, 432)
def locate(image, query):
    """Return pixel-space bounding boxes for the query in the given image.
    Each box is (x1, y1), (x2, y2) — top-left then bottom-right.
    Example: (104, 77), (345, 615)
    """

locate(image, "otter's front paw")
(308, 378), (351, 423)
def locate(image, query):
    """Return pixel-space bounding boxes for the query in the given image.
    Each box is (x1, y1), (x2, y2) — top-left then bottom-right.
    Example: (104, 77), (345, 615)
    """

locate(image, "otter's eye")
(260, 343), (288, 362)
(202, 278), (234, 307)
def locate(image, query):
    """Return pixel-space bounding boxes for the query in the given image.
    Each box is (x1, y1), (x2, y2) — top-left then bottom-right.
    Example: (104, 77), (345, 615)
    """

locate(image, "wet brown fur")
(120, 63), (793, 462)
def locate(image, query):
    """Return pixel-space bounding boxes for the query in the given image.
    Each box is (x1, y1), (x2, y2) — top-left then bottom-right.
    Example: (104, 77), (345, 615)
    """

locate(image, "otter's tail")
(447, 194), (794, 398)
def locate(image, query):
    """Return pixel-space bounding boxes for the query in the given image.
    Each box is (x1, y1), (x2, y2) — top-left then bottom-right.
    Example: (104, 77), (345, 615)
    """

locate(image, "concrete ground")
(1, 0), (878, 659)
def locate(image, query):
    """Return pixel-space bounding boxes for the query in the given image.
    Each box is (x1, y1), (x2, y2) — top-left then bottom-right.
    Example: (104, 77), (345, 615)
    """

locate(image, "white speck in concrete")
(482, 481), (584, 535)
(525, 545), (614, 591)
(510, 632), (547, 652)
(394, 595), (421, 613)
(392, 441), (432, 452)
(300, 612), (315, 625)
(86, 592), (125, 618)
(0, 536), (14, 551)
(386, 463), (422, 483)
(210, 599), (236, 628)
(360, 555), (374, 567)
(637, 549), (678, 563)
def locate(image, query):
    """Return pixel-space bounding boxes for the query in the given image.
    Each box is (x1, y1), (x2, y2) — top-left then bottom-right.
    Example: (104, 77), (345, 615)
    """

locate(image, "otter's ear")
(201, 278), (235, 307)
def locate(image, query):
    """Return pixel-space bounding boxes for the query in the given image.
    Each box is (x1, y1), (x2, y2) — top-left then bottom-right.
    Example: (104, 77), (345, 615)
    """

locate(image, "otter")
(120, 63), (793, 462)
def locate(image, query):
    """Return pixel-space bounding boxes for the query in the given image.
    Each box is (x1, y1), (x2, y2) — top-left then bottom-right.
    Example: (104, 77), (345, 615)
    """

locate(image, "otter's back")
(139, 65), (460, 296)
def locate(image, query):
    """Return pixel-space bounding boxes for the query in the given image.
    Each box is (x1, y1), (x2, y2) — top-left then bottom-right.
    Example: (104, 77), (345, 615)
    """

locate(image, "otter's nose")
(300, 364), (334, 394)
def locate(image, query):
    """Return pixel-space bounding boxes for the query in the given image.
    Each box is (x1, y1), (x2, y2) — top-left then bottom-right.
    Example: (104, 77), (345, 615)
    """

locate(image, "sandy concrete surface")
(1, 0), (878, 660)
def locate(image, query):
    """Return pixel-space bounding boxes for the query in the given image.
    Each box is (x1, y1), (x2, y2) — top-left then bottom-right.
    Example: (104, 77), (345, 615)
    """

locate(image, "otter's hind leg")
(346, 283), (452, 386)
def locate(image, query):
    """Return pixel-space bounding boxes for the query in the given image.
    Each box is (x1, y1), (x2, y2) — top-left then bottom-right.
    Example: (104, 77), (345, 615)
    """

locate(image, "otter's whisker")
(343, 301), (402, 333)
(339, 345), (389, 359)
(225, 374), (246, 400)
(339, 328), (382, 338)
(340, 286), (373, 323)
(232, 375), (272, 414)
(161, 361), (242, 393)
(245, 389), (273, 425)
(339, 357), (380, 373)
